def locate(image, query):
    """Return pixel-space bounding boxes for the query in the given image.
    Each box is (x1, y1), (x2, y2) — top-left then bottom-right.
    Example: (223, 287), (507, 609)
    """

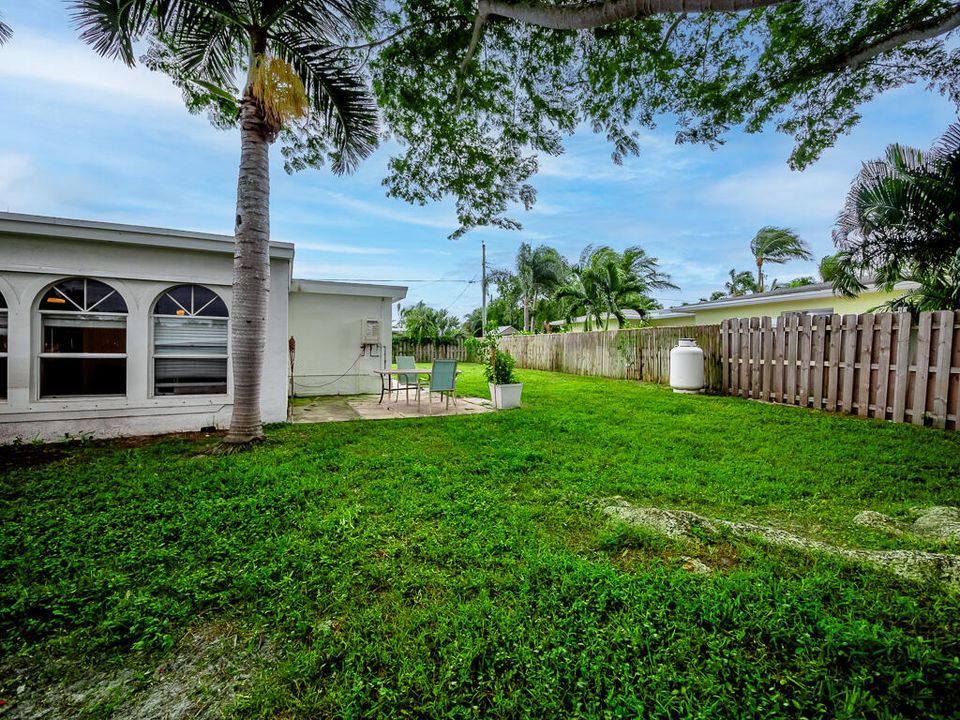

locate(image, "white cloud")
(702, 164), (852, 226)
(294, 240), (396, 255)
(309, 190), (458, 231)
(0, 32), (184, 108)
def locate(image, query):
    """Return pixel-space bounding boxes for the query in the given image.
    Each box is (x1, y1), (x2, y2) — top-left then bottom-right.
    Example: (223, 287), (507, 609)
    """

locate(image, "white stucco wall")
(0, 214), (292, 442)
(288, 280), (405, 396)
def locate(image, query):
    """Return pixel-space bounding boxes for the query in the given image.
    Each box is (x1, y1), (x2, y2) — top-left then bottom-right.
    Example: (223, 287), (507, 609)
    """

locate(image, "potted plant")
(468, 335), (523, 409)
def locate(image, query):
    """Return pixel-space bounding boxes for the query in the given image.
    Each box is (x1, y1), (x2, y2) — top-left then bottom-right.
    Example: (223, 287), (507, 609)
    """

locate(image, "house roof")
(547, 308), (645, 327)
(290, 278), (407, 300)
(670, 280), (919, 312)
(495, 325), (518, 335)
(0, 211), (295, 259)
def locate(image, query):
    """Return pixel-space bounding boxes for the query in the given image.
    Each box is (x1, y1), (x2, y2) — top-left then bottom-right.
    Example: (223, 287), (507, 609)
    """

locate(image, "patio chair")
(425, 359), (458, 414)
(395, 355), (422, 403)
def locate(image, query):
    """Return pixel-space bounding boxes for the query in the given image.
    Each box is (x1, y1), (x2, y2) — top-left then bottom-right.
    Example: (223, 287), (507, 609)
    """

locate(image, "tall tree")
(374, 1), (960, 236)
(513, 243), (568, 332)
(73, 1), (379, 445)
(749, 226), (812, 292)
(832, 121), (960, 310)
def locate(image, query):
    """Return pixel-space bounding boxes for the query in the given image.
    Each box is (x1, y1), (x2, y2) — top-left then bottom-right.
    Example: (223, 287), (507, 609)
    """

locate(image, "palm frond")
(271, 35), (378, 174)
(0, 13), (12, 45)
(70, 0), (159, 64)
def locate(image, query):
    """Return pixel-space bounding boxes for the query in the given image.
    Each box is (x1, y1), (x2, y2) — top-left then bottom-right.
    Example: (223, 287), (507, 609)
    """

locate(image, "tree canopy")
(373, 1), (960, 236)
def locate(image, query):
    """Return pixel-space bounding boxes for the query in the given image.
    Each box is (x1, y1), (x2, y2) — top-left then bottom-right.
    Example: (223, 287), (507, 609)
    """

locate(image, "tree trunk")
(522, 296), (530, 333)
(756, 259), (764, 294)
(224, 98), (272, 444)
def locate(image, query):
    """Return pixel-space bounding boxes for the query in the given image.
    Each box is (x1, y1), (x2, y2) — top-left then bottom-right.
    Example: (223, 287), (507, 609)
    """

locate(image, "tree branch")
(475, 0), (787, 31)
(839, 3), (960, 69)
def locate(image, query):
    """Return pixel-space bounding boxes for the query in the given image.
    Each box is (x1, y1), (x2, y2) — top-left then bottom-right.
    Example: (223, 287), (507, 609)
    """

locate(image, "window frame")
(150, 285), (230, 398)
(36, 279), (128, 400)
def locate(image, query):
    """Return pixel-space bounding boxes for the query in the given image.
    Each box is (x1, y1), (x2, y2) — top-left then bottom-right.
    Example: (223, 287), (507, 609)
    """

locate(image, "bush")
(466, 335), (519, 385)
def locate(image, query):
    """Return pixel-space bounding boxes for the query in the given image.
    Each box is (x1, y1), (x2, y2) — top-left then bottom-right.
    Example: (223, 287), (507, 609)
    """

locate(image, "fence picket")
(913, 312), (934, 425)
(799, 314), (813, 407)
(892, 314), (912, 423)
(826, 314), (842, 412)
(785, 315), (799, 405)
(811, 315), (826, 409)
(874, 314), (893, 421)
(857, 314), (875, 418)
(760, 316), (773, 401)
(841, 315), (858, 414)
(932, 310), (954, 428)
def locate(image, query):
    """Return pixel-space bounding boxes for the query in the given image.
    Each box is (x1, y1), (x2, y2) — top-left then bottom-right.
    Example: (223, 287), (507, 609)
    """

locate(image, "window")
(0, 291), (7, 401)
(39, 278), (128, 397)
(153, 285), (228, 396)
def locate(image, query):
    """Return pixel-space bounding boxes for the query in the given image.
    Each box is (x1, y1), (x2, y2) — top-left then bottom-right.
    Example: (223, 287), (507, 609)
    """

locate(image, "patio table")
(373, 368), (460, 404)
(374, 368), (433, 404)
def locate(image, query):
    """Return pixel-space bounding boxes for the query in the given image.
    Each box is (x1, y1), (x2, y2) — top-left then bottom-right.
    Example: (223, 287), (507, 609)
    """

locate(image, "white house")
(0, 213), (405, 442)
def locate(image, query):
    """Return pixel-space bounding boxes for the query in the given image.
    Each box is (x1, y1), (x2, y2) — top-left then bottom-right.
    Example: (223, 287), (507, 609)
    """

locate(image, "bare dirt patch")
(598, 497), (960, 590)
(3, 622), (272, 719)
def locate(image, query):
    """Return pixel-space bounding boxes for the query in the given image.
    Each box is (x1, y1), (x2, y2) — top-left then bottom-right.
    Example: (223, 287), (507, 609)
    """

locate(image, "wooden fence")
(497, 325), (724, 392)
(393, 338), (471, 362)
(721, 311), (960, 430)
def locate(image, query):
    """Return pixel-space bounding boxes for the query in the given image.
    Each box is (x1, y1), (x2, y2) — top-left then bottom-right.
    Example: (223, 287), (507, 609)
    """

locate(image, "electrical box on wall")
(361, 318), (382, 345)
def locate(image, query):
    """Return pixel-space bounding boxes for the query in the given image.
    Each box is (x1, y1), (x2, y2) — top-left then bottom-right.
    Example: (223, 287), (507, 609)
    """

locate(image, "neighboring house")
(0, 213), (406, 442)
(546, 309), (647, 333)
(645, 281), (919, 327)
(495, 325), (519, 336)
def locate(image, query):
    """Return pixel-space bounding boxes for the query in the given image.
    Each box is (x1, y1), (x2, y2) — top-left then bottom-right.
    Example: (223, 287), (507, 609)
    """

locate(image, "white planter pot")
(489, 382), (523, 409)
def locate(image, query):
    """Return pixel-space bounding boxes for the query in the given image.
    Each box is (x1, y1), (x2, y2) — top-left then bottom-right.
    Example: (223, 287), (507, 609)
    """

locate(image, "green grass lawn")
(3, 364), (960, 718)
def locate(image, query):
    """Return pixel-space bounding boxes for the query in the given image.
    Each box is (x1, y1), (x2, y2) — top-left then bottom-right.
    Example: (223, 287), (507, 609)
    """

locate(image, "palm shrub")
(833, 122), (960, 310)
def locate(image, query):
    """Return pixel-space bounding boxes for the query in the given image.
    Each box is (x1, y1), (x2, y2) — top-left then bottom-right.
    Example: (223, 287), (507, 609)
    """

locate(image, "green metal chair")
(426, 359), (458, 413)
(395, 355), (421, 403)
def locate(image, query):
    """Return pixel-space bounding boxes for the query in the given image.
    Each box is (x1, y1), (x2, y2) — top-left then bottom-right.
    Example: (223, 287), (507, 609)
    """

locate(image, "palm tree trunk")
(522, 296), (530, 332)
(224, 98), (272, 444)
(756, 260), (764, 293)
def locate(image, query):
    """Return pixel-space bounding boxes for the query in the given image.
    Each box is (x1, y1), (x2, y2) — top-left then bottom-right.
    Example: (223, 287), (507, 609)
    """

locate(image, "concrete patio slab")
(290, 394), (494, 424)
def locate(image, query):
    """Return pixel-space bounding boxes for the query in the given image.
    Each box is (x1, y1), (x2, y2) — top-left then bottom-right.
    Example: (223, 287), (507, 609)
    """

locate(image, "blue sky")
(2, 1), (957, 319)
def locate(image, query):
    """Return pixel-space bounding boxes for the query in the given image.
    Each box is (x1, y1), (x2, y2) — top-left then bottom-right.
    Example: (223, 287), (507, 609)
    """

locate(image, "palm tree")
(72, 1), (379, 445)
(749, 226), (813, 292)
(514, 243), (567, 332)
(557, 245), (675, 331)
(724, 268), (757, 296)
(834, 122), (960, 292)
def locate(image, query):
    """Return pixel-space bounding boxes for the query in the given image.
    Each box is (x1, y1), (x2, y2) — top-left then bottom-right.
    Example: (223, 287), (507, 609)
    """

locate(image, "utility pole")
(481, 239), (487, 336)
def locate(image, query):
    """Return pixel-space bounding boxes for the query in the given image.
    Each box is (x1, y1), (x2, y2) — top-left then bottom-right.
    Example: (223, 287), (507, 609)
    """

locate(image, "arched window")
(153, 285), (228, 396)
(39, 278), (127, 397)
(0, 290), (7, 401)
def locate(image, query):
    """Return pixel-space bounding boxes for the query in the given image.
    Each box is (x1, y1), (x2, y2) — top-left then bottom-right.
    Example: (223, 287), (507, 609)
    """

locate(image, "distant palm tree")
(724, 268), (757, 296)
(0, 13), (12, 44)
(557, 245), (675, 330)
(514, 243), (568, 332)
(749, 226), (813, 292)
(72, 1), (379, 445)
(818, 254), (844, 283)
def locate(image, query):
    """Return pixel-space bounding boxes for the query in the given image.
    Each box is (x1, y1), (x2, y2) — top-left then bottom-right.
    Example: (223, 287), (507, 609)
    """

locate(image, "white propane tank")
(669, 338), (705, 394)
